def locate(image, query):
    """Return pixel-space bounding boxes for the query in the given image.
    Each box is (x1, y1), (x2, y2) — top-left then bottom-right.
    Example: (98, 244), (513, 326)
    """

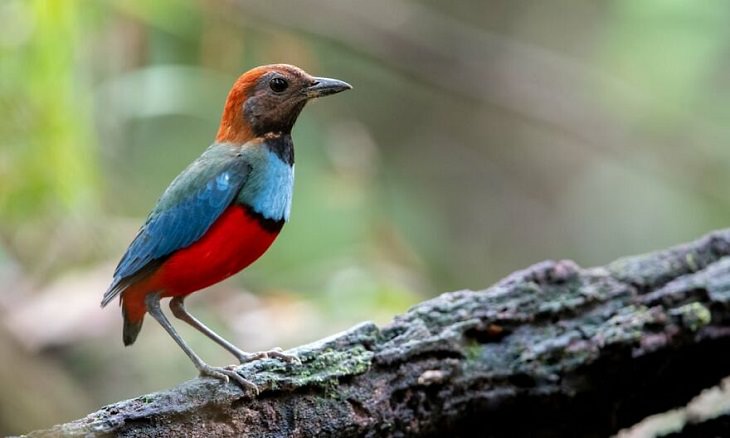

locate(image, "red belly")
(155, 205), (280, 296)
(121, 204), (280, 321)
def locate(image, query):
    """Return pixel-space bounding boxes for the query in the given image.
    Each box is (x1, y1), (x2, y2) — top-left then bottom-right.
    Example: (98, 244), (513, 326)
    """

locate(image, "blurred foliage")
(2, 0), (730, 435)
(0, 0), (98, 223)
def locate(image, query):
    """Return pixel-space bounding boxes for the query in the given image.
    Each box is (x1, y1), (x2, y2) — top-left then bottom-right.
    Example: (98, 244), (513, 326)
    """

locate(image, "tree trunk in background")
(24, 230), (730, 437)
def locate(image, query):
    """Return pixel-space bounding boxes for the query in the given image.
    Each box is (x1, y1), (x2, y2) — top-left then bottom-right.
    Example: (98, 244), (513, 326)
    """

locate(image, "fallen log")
(25, 229), (730, 437)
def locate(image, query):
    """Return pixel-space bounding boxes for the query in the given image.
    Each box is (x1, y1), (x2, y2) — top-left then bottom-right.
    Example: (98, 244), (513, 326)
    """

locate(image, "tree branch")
(25, 229), (730, 437)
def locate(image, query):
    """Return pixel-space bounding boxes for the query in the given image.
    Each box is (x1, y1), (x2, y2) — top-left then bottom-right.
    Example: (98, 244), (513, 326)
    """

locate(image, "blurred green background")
(2, 0), (730, 435)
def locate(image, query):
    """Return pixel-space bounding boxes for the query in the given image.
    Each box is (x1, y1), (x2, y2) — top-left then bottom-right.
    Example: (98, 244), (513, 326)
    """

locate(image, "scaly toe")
(199, 365), (230, 384)
(266, 349), (301, 365)
(227, 371), (259, 395)
(237, 351), (269, 363)
(199, 364), (259, 394)
(235, 349), (300, 365)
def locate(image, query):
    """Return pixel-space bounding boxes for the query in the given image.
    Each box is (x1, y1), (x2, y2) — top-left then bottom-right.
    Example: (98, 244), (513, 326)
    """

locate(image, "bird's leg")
(169, 296), (300, 365)
(144, 293), (259, 393)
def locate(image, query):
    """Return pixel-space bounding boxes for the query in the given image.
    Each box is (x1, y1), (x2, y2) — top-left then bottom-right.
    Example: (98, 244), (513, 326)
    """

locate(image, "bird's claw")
(198, 364), (259, 395)
(266, 349), (301, 365)
(236, 348), (301, 365)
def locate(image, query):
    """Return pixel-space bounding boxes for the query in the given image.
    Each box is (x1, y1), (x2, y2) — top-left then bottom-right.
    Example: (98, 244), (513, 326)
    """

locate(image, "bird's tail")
(121, 291), (147, 346)
(123, 312), (144, 346)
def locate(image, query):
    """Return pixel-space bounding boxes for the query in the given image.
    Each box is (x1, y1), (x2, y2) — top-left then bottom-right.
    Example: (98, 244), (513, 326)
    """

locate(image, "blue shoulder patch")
(240, 149), (294, 222)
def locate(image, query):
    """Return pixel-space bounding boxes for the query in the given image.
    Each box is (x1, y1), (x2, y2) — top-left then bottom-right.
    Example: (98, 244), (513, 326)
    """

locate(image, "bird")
(101, 64), (351, 391)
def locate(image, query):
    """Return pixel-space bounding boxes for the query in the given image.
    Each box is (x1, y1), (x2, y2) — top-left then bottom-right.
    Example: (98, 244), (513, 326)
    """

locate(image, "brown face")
(216, 64), (351, 144)
(243, 65), (352, 137)
(243, 66), (314, 136)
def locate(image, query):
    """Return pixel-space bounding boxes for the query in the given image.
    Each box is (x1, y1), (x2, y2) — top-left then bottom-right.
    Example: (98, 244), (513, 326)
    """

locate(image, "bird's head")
(216, 64), (352, 144)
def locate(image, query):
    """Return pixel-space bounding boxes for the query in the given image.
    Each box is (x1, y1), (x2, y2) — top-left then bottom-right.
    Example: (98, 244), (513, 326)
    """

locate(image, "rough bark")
(24, 229), (730, 437)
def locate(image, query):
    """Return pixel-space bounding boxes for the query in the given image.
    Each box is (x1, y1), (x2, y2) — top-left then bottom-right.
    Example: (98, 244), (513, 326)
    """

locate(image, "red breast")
(121, 205), (281, 322)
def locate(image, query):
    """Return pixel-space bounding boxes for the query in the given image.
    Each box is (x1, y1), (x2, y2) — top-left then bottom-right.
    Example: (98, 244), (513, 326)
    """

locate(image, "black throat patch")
(263, 132), (295, 166)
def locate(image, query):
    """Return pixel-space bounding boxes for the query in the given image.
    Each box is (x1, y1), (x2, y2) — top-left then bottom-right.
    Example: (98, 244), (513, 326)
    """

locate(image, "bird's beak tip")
(306, 77), (352, 98)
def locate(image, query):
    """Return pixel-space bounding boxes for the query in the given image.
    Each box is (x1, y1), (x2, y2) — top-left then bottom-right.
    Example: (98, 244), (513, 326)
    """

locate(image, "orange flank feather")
(121, 205), (281, 325)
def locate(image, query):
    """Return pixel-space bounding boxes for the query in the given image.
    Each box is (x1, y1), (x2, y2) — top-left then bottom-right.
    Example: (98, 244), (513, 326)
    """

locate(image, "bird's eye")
(269, 77), (288, 93)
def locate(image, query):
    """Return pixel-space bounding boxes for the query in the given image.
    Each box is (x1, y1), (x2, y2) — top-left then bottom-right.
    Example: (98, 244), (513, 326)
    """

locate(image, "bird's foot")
(265, 347), (302, 364)
(198, 363), (259, 395)
(236, 347), (301, 365)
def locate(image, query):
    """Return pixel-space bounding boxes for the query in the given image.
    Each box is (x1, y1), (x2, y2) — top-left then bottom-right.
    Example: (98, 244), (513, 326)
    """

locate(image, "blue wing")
(102, 145), (250, 306)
